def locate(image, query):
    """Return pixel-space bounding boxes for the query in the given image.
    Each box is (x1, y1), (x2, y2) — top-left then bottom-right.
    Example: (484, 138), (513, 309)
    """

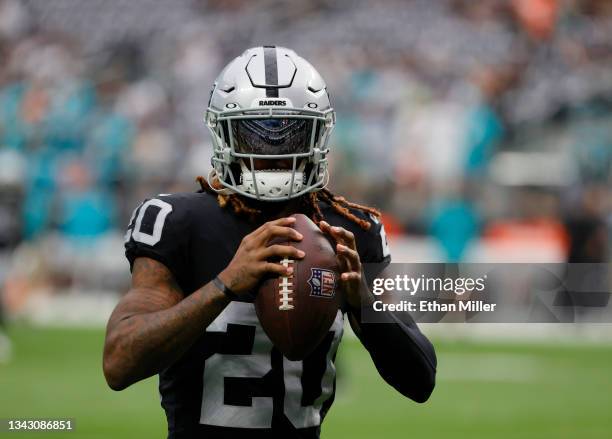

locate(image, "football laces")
(278, 257), (295, 311)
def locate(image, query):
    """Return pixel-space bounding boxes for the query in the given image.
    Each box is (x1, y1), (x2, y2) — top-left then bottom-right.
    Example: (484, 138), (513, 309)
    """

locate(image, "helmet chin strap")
(237, 160), (306, 200)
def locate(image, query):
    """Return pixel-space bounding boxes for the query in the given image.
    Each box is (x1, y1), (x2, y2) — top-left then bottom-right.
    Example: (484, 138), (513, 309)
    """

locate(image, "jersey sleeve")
(124, 194), (191, 285)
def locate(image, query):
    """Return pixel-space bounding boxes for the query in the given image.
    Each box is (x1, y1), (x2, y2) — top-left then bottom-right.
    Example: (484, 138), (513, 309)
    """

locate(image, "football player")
(103, 46), (436, 438)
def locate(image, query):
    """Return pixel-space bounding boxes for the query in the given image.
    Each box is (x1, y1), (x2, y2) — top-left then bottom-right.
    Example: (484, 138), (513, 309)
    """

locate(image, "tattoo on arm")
(103, 257), (229, 390)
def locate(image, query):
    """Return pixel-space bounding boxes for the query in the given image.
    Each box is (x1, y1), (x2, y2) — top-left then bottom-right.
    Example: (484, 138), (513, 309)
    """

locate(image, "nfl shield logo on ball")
(308, 268), (337, 298)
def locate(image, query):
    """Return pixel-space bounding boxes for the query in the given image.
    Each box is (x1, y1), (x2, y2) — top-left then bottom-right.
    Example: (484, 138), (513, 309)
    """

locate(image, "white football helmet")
(205, 46), (335, 201)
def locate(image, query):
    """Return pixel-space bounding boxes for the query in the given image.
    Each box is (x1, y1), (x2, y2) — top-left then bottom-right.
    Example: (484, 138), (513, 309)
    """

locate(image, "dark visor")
(231, 118), (314, 155)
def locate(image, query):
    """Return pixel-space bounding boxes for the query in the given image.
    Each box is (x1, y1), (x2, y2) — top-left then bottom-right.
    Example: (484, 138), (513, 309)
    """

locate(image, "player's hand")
(319, 221), (365, 309)
(218, 217), (304, 296)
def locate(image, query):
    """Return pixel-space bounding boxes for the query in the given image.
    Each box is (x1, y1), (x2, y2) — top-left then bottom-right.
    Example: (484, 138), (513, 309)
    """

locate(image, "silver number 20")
(125, 198), (173, 246)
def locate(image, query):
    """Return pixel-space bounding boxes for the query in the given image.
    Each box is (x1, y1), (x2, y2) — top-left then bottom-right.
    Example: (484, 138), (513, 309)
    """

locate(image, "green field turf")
(1, 326), (611, 438)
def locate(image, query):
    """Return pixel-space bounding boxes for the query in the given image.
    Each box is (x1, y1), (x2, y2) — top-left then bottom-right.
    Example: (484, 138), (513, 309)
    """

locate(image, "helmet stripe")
(263, 45), (279, 97)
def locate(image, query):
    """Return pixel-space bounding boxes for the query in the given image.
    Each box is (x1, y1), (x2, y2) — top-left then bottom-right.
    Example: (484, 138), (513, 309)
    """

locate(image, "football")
(255, 214), (341, 360)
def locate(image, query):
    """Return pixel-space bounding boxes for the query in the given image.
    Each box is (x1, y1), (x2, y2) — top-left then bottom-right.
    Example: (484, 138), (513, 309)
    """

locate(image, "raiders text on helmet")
(258, 100), (287, 106)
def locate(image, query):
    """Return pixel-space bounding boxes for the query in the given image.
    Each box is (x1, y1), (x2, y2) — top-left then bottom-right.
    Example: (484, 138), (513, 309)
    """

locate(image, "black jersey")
(124, 191), (391, 439)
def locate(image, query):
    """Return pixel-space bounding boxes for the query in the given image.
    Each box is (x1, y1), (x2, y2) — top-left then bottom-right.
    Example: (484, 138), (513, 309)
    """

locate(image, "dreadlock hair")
(196, 175), (380, 231)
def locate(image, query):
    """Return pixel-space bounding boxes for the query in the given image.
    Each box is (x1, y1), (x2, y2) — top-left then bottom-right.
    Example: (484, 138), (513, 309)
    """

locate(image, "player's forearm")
(349, 285), (437, 403)
(357, 313), (436, 402)
(103, 283), (229, 390)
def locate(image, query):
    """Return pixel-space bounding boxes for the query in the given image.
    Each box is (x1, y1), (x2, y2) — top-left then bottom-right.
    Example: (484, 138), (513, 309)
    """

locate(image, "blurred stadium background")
(0, 0), (610, 438)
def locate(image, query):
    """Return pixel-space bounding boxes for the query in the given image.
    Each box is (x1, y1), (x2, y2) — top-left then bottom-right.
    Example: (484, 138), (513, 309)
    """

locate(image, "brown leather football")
(255, 213), (341, 360)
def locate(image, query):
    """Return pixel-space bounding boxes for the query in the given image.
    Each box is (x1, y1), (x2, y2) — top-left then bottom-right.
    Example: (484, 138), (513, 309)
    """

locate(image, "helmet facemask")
(206, 107), (334, 201)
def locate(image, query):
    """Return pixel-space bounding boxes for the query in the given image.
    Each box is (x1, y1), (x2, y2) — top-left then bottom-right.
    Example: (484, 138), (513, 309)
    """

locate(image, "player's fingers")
(334, 227), (356, 249)
(260, 245), (305, 261)
(337, 244), (361, 271)
(260, 262), (293, 276)
(319, 220), (332, 234)
(251, 217), (296, 239)
(340, 271), (361, 282)
(326, 224), (357, 250)
(335, 253), (350, 273)
(257, 225), (303, 245)
(318, 221), (340, 242)
(320, 221), (354, 271)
